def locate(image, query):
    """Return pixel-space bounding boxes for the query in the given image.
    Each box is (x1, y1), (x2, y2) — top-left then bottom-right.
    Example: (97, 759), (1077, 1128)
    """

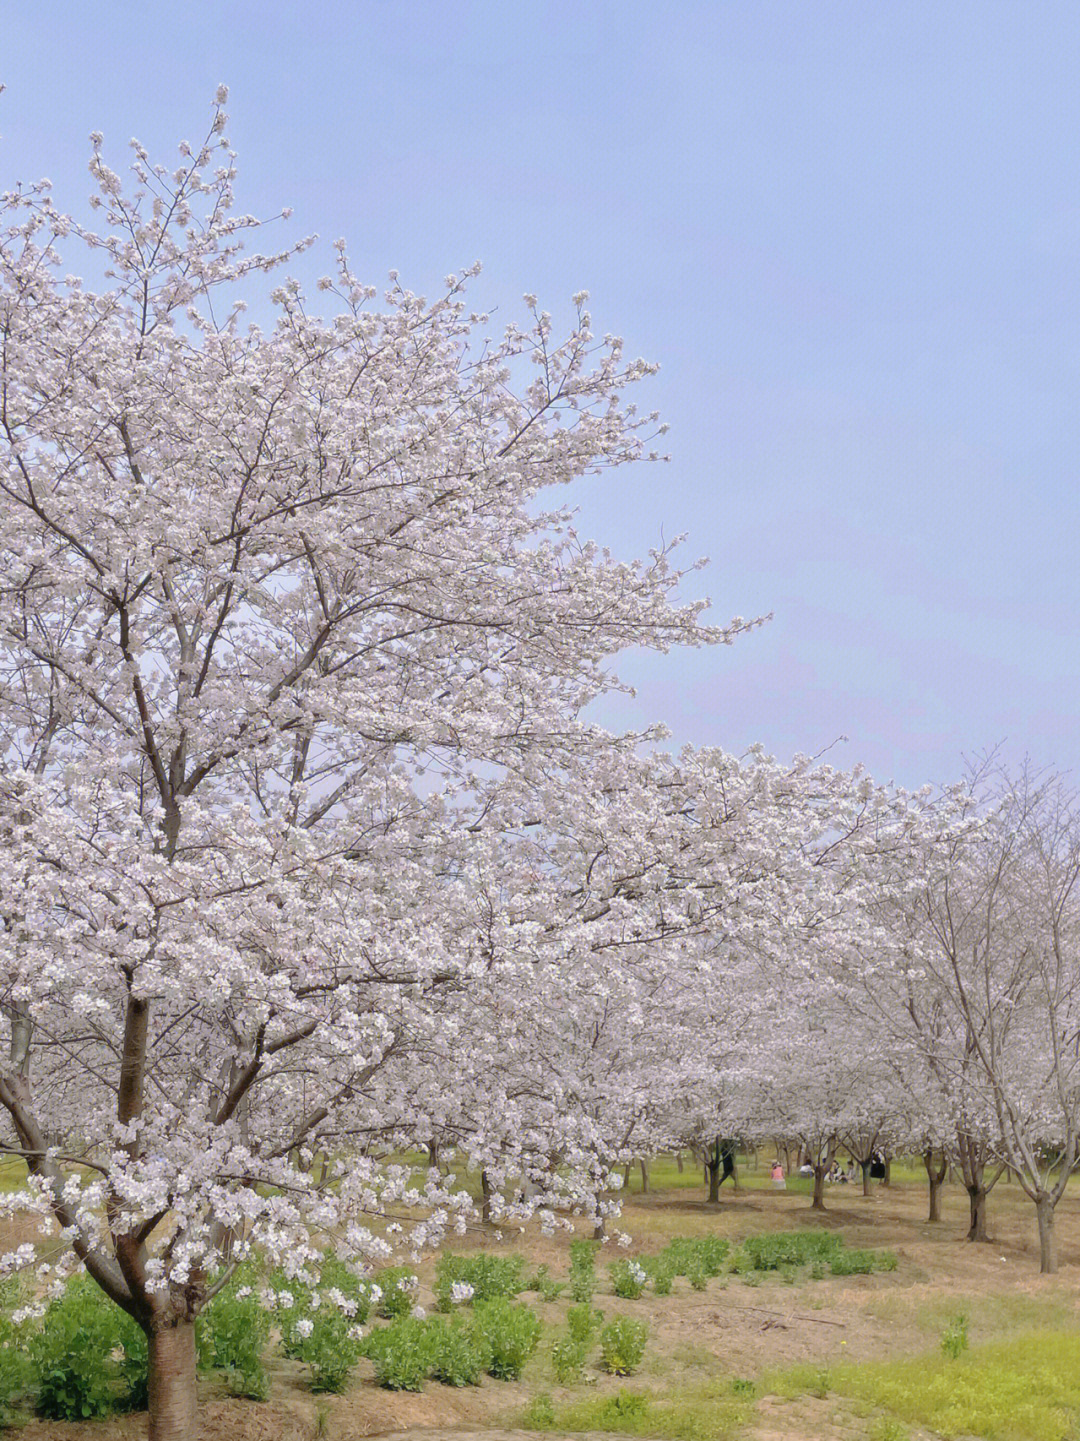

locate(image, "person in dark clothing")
(719, 1139), (736, 1184)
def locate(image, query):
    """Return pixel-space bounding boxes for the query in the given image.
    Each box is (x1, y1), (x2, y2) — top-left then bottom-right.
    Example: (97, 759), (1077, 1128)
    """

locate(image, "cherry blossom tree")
(409, 746), (859, 1219)
(915, 772), (1080, 1272)
(855, 766), (1080, 1269)
(0, 96), (761, 1437)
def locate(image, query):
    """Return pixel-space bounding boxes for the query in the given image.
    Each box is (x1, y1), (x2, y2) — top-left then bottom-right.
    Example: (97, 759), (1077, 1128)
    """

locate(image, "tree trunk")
(1036, 1194), (1057, 1274)
(675, 1151), (684, 1173)
(481, 1169), (494, 1224)
(707, 1158), (720, 1203)
(928, 1173), (942, 1222)
(883, 1156), (892, 1187)
(639, 1157), (649, 1194)
(967, 1184), (989, 1242)
(924, 1147), (947, 1223)
(861, 1160), (871, 1197)
(812, 1165), (826, 1210)
(148, 1320), (197, 1441)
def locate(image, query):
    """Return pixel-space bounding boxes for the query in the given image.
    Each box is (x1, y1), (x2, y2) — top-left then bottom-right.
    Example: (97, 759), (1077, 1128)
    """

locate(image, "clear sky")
(4, 1), (1078, 789)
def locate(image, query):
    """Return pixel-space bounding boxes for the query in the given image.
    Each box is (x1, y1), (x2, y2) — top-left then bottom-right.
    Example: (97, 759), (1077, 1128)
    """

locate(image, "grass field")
(10, 1154), (1080, 1441)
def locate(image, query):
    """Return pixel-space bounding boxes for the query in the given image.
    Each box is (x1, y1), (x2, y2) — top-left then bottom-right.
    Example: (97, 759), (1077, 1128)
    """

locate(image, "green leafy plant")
(568, 1238), (598, 1304)
(870, 1420), (910, 1441)
(569, 1270), (594, 1304)
(598, 1387), (650, 1420)
(731, 1376), (756, 1396)
(373, 1265), (419, 1319)
(114, 1308), (149, 1411)
(569, 1238), (598, 1272)
(830, 1248), (878, 1276)
(434, 1252), (526, 1310)
(266, 1267), (311, 1359)
(427, 1317), (486, 1386)
(609, 1257), (649, 1299)
(30, 1276), (140, 1420)
(662, 1235), (730, 1277)
(551, 1336), (588, 1383)
(364, 1316), (435, 1391)
(0, 1296), (34, 1426)
(473, 1298), (541, 1379)
(273, 1254), (371, 1367)
(527, 1264), (565, 1303)
(296, 1306), (364, 1393)
(522, 1391), (557, 1427)
(317, 1253), (374, 1322)
(739, 1230), (843, 1272)
(599, 1316), (648, 1375)
(649, 1259), (674, 1295)
(941, 1312), (969, 1359)
(697, 1236), (731, 1276)
(197, 1278), (270, 1400)
(567, 1303), (604, 1343)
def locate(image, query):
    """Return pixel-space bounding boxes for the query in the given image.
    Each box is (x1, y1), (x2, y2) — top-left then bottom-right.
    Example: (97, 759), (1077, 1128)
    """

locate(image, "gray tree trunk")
(924, 1147), (947, 1223)
(1036, 1194), (1057, 1274)
(967, 1184), (989, 1241)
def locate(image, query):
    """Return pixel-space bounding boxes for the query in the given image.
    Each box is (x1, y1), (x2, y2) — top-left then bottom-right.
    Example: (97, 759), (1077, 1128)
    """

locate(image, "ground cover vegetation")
(2, 94), (1080, 1441)
(0, 1168), (1076, 1439)
(0, 1223), (897, 1418)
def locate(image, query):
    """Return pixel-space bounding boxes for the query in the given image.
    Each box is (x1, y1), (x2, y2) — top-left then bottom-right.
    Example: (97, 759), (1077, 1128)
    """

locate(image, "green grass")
(521, 1379), (752, 1439)
(525, 1335), (1080, 1441)
(866, 1288), (1078, 1340)
(393, 1149), (941, 1212)
(616, 1153), (932, 1197)
(619, 1154), (788, 1196)
(0, 1160), (32, 1192)
(774, 1332), (1080, 1441)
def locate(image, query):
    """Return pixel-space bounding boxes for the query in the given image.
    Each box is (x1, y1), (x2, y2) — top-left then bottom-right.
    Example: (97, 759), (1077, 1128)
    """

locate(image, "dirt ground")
(16, 1169), (1080, 1441)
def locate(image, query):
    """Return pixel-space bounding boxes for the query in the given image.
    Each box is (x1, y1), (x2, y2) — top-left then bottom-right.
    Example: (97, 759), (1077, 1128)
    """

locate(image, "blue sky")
(5, 2), (1078, 788)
